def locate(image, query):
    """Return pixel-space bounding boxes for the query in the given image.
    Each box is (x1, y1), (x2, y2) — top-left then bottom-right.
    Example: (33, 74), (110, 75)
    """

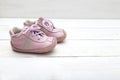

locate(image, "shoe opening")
(9, 27), (21, 35)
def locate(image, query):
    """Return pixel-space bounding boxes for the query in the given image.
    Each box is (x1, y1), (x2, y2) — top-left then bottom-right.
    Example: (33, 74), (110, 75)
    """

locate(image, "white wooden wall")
(0, 0), (120, 18)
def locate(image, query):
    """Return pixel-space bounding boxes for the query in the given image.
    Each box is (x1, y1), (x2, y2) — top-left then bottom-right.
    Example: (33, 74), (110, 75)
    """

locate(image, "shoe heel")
(10, 41), (20, 52)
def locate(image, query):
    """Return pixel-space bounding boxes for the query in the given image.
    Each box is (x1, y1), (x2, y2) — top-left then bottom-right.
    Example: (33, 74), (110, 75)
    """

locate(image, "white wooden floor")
(0, 18), (120, 80)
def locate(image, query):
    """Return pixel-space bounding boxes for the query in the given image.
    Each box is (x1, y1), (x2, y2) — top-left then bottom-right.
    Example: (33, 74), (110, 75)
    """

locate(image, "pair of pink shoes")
(9, 17), (66, 53)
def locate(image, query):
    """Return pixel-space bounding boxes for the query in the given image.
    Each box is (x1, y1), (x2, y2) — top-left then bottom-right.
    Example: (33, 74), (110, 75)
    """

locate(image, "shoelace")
(23, 25), (45, 40)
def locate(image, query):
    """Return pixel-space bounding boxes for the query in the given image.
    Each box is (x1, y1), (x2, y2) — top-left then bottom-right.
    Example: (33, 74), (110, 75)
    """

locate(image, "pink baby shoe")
(9, 24), (57, 53)
(24, 17), (66, 42)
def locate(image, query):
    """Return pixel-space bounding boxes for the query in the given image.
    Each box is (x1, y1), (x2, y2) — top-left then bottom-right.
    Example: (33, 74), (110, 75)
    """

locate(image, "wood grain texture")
(1, 19), (120, 80)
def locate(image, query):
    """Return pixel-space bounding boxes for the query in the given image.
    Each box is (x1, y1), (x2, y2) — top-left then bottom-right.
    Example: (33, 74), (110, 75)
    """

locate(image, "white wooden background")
(1, 0), (120, 19)
(0, 19), (120, 80)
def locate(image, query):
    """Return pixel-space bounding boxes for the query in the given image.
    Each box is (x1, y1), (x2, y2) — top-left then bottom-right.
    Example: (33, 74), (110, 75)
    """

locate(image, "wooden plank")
(0, 57), (120, 80)
(1, 19), (120, 39)
(1, 40), (120, 57)
(1, 26), (120, 40)
(1, 19), (120, 28)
